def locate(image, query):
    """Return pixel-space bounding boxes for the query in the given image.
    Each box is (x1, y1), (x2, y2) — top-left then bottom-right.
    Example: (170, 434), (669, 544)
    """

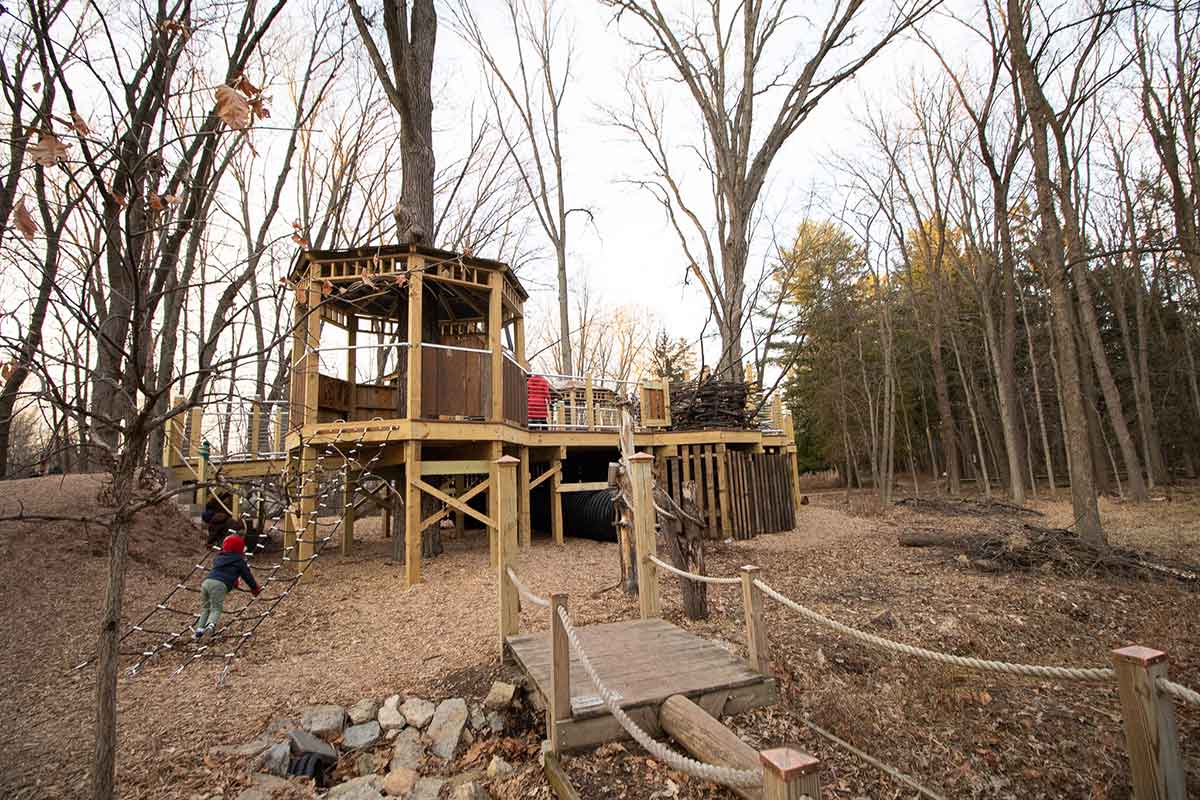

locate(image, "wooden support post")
(406, 262), (424, 420)
(488, 269), (504, 422)
(740, 565), (770, 673)
(231, 491), (241, 517)
(1111, 646), (1186, 799)
(487, 441), (503, 566)
(549, 592), (571, 754)
(496, 455), (520, 658)
(662, 377), (672, 428)
(518, 446), (531, 548)
(551, 448), (564, 546)
(302, 278), (322, 428)
(341, 469), (355, 556)
(659, 694), (760, 800)
(405, 440), (422, 587)
(761, 748), (820, 800)
(346, 312), (358, 420)
(195, 444), (208, 509)
(629, 452), (659, 619)
(297, 446), (318, 578)
(514, 315), (527, 368)
(716, 443), (732, 536)
(585, 374), (594, 430)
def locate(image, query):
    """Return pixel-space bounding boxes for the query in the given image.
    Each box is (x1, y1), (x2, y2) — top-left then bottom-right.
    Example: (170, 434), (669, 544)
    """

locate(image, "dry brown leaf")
(248, 96), (270, 120)
(161, 193), (181, 205)
(160, 19), (190, 38)
(148, 193), (164, 211)
(14, 197), (37, 240)
(111, 192), (127, 209)
(69, 111), (91, 136)
(32, 82), (41, 92)
(233, 74), (260, 97)
(29, 132), (69, 166)
(214, 85), (251, 131)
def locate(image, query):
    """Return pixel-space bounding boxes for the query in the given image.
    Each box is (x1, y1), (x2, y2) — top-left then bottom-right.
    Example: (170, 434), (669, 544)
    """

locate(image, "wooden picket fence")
(662, 447), (796, 539)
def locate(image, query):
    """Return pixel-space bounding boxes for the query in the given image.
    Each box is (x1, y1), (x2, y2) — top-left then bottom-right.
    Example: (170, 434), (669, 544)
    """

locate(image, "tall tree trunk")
(1020, 285), (1056, 496)
(1007, 0), (1103, 543)
(929, 321), (960, 494)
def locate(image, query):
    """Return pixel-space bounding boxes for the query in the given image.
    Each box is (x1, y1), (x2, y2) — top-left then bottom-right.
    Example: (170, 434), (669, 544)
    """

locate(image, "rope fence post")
(496, 455), (520, 659)
(740, 565), (769, 673)
(341, 468), (355, 556)
(629, 452), (659, 619)
(549, 592), (571, 754)
(760, 748), (820, 799)
(1111, 646), (1186, 799)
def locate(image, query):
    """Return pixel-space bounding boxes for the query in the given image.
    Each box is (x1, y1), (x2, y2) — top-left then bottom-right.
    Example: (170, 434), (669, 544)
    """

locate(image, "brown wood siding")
(503, 358), (527, 426)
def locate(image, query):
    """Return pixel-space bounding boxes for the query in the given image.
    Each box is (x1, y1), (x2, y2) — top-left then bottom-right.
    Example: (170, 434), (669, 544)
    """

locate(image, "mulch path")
(1, 476), (1198, 798)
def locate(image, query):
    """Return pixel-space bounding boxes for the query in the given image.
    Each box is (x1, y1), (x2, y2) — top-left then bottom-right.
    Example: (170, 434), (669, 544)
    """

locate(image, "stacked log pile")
(668, 379), (754, 430)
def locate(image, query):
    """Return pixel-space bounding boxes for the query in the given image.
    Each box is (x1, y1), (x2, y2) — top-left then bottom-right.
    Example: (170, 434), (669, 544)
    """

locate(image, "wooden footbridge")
(491, 455), (820, 800)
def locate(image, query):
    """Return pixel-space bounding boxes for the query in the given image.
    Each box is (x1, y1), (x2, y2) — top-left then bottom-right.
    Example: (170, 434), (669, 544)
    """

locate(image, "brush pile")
(668, 379), (753, 430)
(899, 520), (1200, 585)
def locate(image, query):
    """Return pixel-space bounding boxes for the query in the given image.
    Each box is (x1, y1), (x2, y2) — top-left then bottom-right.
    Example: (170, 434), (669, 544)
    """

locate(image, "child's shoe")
(204, 624), (215, 638)
(193, 627), (205, 640)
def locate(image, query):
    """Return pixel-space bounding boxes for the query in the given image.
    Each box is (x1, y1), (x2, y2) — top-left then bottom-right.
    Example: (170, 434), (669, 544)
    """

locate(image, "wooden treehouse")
(166, 243), (804, 587)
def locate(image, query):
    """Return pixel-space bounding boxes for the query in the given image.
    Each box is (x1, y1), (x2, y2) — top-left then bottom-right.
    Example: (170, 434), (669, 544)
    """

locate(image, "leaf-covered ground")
(1, 475), (1197, 798)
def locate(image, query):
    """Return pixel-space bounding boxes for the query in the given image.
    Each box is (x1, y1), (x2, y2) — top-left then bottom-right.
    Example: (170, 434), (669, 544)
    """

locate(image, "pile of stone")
(219, 681), (521, 800)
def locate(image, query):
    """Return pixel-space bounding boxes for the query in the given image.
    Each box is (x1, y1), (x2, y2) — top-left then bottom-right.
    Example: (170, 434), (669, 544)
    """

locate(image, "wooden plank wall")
(502, 357), (528, 426)
(421, 347), (490, 419)
(664, 449), (796, 540)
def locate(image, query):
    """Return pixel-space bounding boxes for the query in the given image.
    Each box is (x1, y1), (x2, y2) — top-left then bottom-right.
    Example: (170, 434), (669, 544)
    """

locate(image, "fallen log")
(659, 694), (760, 800)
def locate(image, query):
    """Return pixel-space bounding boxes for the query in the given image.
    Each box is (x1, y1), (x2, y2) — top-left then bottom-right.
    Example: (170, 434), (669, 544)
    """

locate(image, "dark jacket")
(206, 552), (260, 593)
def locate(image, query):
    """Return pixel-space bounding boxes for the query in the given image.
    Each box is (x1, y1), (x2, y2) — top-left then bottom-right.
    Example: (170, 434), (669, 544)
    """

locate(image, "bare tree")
(453, 0), (580, 374)
(348, 0), (437, 241)
(602, 0), (938, 379)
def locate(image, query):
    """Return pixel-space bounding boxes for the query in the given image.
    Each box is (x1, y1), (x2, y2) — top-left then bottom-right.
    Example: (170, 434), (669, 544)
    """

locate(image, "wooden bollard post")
(1111, 646), (1186, 799)
(740, 565), (770, 673)
(629, 452), (659, 619)
(549, 592), (571, 754)
(760, 748), (820, 799)
(496, 455), (520, 659)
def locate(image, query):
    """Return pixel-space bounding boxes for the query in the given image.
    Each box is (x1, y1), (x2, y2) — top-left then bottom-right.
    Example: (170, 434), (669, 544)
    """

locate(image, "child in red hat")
(194, 534), (261, 640)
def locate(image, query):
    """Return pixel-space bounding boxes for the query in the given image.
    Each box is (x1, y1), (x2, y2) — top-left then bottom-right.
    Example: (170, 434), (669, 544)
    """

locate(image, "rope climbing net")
(554, 603), (764, 790)
(108, 421), (404, 682)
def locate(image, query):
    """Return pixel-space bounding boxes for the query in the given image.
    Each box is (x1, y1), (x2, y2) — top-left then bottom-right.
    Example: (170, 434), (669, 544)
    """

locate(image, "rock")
(378, 694), (406, 730)
(211, 735), (273, 758)
(468, 704), (487, 732)
(235, 774), (294, 800)
(255, 742), (290, 777)
(264, 718), (299, 737)
(870, 609), (897, 629)
(444, 771), (484, 790)
(381, 767), (418, 797)
(409, 777), (446, 800)
(450, 781), (490, 800)
(354, 751), (381, 777)
(399, 697), (436, 729)
(485, 711), (505, 735)
(348, 698), (381, 726)
(327, 775), (384, 800)
(389, 727), (426, 771)
(486, 755), (513, 778)
(461, 728), (475, 748)
(300, 704), (346, 741)
(483, 681), (516, 711)
(426, 698), (468, 760)
(343, 721), (382, 750)
(288, 729), (336, 761)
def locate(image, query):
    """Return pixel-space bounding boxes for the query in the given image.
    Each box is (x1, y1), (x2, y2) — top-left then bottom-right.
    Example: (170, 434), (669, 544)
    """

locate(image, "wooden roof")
(289, 242), (529, 301)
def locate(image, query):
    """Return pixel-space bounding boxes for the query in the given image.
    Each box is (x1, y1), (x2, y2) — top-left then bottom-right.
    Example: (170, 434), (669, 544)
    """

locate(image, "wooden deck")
(507, 618), (778, 751)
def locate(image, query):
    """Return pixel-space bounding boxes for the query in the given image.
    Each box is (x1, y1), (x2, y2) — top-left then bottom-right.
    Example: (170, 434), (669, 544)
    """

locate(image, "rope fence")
(507, 567), (550, 609)
(648, 555), (741, 585)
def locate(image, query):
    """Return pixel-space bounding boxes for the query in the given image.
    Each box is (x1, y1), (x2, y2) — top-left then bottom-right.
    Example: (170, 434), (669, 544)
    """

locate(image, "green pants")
(197, 578), (228, 630)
